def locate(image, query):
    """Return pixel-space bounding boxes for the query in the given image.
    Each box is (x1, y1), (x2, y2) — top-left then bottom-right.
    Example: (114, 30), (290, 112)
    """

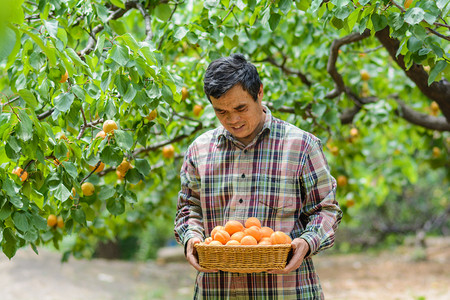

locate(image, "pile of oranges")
(203, 217), (292, 246)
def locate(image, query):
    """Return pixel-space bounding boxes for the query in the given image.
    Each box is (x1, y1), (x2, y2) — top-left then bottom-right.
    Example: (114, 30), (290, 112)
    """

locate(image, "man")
(174, 53), (342, 299)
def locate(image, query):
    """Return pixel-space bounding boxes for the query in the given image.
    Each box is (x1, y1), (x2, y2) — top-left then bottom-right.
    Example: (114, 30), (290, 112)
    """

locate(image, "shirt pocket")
(256, 174), (298, 210)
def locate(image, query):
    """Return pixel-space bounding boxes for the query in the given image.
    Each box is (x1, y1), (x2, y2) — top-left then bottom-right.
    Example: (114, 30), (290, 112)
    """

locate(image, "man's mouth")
(232, 124), (244, 130)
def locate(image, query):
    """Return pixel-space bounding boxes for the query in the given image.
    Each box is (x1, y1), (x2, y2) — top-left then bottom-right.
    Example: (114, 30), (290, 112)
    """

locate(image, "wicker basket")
(194, 243), (292, 273)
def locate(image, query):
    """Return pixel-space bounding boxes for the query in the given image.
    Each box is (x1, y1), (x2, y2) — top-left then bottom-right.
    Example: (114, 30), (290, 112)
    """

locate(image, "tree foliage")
(0, 0), (449, 259)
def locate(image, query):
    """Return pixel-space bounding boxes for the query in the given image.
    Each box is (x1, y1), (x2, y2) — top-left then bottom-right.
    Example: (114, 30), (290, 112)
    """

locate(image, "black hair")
(203, 53), (262, 102)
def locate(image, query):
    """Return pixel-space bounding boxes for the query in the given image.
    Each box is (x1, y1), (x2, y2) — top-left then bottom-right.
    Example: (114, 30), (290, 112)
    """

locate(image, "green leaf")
(2, 228), (17, 259)
(371, 13), (387, 31)
(98, 185), (116, 201)
(114, 130), (133, 150)
(18, 89), (38, 108)
(110, 44), (129, 66)
(269, 13), (282, 31)
(154, 4), (171, 21)
(61, 161), (78, 179)
(54, 92), (75, 112)
(71, 208), (86, 226)
(13, 212), (29, 232)
(204, 0), (220, 9)
(110, 0), (125, 9)
(17, 110), (33, 141)
(404, 7), (425, 25)
(100, 145), (123, 166)
(44, 20), (58, 39)
(223, 35), (238, 49)
(20, 28), (56, 66)
(428, 60), (447, 85)
(279, 0), (293, 14)
(135, 158), (151, 176)
(174, 26), (188, 41)
(54, 183), (71, 202)
(125, 168), (143, 184)
(123, 86), (137, 103)
(107, 198), (125, 215)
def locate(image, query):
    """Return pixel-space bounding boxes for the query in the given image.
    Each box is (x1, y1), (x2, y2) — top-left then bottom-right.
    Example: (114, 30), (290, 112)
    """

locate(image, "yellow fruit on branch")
(13, 167), (28, 182)
(81, 182), (95, 196)
(60, 70), (69, 83)
(89, 161), (105, 173)
(350, 128), (359, 138)
(404, 0), (412, 9)
(146, 109), (158, 121)
(181, 87), (189, 101)
(360, 70), (370, 81)
(95, 130), (106, 139)
(432, 147), (441, 158)
(57, 216), (64, 229)
(162, 144), (175, 159)
(430, 101), (440, 116)
(47, 214), (57, 227)
(103, 120), (118, 134)
(193, 104), (203, 117)
(337, 175), (348, 187)
(70, 187), (76, 199)
(117, 159), (132, 175)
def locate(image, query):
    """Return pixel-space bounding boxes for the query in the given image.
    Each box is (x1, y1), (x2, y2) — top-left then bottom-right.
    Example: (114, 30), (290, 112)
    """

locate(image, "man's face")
(210, 84), (265, 146)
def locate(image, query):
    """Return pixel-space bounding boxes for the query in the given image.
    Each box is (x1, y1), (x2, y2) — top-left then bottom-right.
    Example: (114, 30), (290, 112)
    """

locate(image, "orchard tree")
(0, 0), (449, 259)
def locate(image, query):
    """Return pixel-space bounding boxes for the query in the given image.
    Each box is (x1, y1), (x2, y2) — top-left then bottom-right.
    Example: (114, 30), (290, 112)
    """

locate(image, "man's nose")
(227, 113), (240, 124)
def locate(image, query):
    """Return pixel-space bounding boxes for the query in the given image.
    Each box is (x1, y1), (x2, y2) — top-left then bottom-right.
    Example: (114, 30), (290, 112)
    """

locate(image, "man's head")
(204, 54), (266, 146)
(203, 53), (262, 102)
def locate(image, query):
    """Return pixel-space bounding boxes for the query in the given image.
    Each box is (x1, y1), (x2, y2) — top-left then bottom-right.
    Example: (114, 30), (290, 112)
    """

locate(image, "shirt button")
(241, 173), (245, 178)
(239, 199), (243, 203)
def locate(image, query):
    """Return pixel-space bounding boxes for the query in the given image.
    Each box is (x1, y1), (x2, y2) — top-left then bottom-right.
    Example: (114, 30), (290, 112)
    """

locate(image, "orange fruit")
(12, 167), (23, 176)
(103, 120), (118, 134)
(117, 159), (132, 175)
(226, 240), (240, 245)
(230, 231), (246, 243)
(19, 171), (28, 182)
(209, 240), (223, 246)
(162, 144), (175, 159)
(60, 70), (69, 83)
(245, 217), (261, 228)
(116, 170), (125, 180)
(360, 70), (370, 81)
(81, 182), (95, 196)
(95, 130), (106, 139)
(258, 239), (272, 245)
(89, 161), (105, 173)
(181, 87), (189, 101)
(47, 214), (57, 227)
(214, 230), (230, 245)
(260, 226), (274, 238)
(224, 220), (244, 235)
(210, 226), (225, 239)
(146, 109), (158, 121)
(57, 216), (64, 229)
(404, 0), (412, 9)
(244, 225), (263, 242)
(240, 235), (257, 245)
(70, 187), (76, 199)
(193, 104), (203, 117)
(337, 175), (348, 187)
(270, 231), (291, 245)
(204, 237), (213, 244)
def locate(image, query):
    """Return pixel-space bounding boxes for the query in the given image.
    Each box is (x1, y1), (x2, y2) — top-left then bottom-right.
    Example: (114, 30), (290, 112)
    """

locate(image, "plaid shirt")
(175, 107), (342, 299)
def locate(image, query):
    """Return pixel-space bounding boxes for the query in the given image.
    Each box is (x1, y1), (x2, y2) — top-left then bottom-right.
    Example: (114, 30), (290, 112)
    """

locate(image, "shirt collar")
(216, 105), (273, 148)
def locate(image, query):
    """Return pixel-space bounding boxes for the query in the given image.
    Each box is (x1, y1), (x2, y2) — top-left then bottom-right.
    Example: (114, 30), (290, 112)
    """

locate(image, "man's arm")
(174, 146), (218, 273)
(298, 138), (342, 257)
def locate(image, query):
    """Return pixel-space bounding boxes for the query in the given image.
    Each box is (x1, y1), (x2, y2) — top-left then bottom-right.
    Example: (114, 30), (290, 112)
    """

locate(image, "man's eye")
(218, 111), (226, 115)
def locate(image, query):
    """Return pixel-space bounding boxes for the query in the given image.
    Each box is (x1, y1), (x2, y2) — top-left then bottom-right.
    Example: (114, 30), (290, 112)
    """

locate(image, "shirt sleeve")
(299, 138), (342, 256)
(174, 144), (205, 248)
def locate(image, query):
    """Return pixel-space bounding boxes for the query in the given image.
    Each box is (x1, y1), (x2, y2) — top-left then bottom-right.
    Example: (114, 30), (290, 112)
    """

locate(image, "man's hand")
(268, 238), (310, 274)
(185, 237), (218, 273)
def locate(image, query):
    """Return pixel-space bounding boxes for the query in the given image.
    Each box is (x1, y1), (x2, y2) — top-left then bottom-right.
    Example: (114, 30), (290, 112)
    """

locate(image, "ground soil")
(0, 237), (448, 300)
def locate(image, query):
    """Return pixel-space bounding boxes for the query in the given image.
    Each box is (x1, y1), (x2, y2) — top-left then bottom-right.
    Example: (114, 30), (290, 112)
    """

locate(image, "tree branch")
(136, 2), (153, 41)
(262, 56), (312, 87)
(375, 26), (450, 123)
(326, 29), (371, 99)
(394, 98), (450, 131)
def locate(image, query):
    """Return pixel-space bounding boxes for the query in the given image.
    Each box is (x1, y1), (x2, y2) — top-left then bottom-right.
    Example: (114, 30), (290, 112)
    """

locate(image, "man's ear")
(258, 84), (264, 101)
